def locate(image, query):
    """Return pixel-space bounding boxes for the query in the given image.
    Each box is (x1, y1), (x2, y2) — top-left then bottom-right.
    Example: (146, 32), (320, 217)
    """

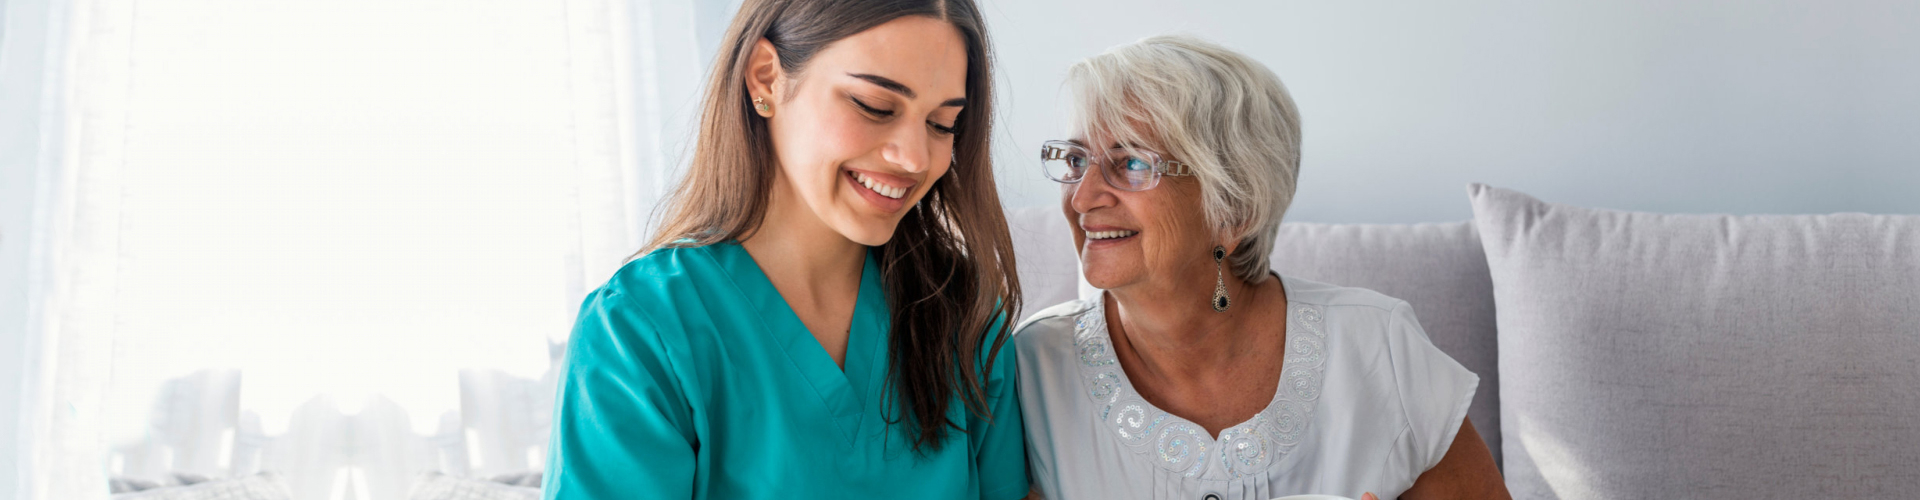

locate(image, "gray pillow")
(1268, 221), (1503, 469)
(1470, 184), (1919, 498)
(1007, 204), (1082, 323)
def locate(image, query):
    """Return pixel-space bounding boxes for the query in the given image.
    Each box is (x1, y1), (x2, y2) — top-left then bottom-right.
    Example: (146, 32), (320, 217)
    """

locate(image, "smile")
(852, 170), (909, 199)
(1085, 229), (1138, 240)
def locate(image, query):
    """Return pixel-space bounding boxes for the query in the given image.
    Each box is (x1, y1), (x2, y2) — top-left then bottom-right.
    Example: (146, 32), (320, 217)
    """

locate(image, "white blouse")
(1014, 275), (1478, 500)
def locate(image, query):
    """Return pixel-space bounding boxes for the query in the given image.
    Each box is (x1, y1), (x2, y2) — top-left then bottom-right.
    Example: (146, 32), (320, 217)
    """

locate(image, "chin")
(834, 218), (900, 247)
(1079, 262), (1136, 290)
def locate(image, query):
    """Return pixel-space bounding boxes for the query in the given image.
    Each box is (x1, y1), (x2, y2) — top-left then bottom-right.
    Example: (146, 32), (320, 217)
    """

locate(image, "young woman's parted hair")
(640, 0), (1018, 453)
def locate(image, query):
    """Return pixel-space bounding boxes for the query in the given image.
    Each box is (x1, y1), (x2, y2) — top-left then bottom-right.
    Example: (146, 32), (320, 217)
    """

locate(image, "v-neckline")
(711, 242), (887, 446)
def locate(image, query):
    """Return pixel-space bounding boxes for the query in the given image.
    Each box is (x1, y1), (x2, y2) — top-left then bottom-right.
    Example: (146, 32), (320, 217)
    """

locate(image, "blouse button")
(1202, 494), (1222, 500)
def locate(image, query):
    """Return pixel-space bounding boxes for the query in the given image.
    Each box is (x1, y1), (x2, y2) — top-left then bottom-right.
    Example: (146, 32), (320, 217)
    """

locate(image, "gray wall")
(983, 0), (1920, 221)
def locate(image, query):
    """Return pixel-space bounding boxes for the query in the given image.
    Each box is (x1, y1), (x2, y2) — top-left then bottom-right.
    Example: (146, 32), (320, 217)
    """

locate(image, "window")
(17, 0), (698, 497)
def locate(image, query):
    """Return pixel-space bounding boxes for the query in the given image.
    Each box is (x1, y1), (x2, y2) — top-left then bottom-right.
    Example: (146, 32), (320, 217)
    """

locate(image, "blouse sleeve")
(1384, 300), (1480, 476)
(970, 312), (1031, 500)
(543, 288), (698, 500)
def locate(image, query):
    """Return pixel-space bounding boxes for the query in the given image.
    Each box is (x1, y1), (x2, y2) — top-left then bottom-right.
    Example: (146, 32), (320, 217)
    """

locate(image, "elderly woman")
(1015, 36), (1509, 500)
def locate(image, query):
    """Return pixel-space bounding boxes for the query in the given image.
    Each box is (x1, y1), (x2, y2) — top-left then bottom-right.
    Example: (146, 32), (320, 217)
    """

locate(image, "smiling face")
(750, 16), (969, 246)
(1062, 128), (1221, 293)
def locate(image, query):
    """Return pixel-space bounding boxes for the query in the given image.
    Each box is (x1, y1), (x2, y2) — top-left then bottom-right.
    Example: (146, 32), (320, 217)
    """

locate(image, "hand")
(1362, 493), (1380, 500)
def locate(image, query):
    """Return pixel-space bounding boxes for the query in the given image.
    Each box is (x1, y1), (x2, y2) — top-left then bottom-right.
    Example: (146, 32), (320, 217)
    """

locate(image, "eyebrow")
(847, 73), (967, 107)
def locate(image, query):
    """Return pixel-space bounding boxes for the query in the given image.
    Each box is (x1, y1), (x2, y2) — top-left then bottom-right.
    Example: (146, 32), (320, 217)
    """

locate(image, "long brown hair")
(640, 0), (1019, 453)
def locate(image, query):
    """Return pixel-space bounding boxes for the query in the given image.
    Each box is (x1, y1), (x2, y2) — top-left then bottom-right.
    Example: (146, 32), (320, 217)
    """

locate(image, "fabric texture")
(1470, 184), (1920, 498)
(1267, 221), (1502, 468)
(1015, 276), (1477, 500)
(543, 242), (1029, 500)
(409, 472), (541, 500)
(108, 472), (292, 500)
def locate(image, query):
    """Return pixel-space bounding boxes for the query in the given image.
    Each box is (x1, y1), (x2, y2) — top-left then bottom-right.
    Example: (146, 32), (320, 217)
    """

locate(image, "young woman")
(542, 0), (1025, 499)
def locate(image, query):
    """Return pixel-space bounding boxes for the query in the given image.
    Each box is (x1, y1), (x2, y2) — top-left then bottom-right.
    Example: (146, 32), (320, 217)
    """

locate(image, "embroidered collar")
(1071, 285), (1328, 480)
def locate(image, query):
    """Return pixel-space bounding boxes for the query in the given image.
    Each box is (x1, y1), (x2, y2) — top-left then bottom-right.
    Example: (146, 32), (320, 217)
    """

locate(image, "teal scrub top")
(543, 242), (1029, 500)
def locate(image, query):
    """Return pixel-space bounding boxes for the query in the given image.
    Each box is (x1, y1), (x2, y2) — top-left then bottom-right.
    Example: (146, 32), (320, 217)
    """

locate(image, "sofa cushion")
(1267, 221), (1502, 469)
(1470, 184), (1918, 498)
(1007, 205), (1504, 467)
(1007, 205), (1083, 323)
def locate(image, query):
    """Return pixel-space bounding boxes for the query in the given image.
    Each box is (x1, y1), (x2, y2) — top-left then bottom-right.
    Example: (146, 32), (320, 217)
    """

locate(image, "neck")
(1106, 267), (1277, 385)
(739, 176), (866, 297)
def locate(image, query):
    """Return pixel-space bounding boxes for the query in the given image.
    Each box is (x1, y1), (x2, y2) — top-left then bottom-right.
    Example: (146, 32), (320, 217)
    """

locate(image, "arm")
(1399, 417), (1510, 500)
(1379, 301), (1507, 500)
(543, 289), (698, 499)
(973, 313), (1031, 500)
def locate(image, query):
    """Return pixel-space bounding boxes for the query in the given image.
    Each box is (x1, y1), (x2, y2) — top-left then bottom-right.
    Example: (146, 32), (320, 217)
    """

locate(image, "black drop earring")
(1212, 246), (1231, 312)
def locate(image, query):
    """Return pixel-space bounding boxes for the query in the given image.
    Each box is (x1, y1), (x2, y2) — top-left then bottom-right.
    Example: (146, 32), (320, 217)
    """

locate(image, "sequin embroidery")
(1070, 291), (1329, 480)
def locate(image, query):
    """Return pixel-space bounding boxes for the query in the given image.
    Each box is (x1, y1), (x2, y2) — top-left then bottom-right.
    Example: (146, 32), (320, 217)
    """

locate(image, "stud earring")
(753, 96), (770, 114)
(1212, 245), (1231, 312)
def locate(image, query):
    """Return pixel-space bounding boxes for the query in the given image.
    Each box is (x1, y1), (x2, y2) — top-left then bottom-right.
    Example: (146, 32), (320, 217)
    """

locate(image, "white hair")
(1065, 34), (1303, 283)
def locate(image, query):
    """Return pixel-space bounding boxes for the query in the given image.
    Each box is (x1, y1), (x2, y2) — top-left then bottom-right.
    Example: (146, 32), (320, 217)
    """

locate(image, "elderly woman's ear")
(1213, 222), (1260, 267)
(1218, 224), (1252, 256)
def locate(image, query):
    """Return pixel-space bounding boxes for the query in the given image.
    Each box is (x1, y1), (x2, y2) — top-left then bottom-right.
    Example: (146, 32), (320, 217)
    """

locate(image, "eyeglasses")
(1039, 140), (1194, 192)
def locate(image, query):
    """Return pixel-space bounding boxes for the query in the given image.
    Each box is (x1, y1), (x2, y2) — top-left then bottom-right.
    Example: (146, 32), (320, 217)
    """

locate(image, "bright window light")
(97, 0), (609, 445)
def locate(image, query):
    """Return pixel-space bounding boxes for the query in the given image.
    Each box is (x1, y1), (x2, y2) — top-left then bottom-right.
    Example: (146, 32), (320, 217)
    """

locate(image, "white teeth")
(1086, 230), (1138, 240)
(854, 172), (907, 199)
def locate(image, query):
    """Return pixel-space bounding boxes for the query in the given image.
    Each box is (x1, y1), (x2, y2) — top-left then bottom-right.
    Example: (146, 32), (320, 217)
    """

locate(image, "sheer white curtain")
(12, 0), (714, 498)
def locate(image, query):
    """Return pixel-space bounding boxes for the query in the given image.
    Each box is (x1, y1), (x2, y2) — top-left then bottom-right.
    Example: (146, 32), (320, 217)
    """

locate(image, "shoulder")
(599, 244), (724, 302)
(1282, 275), (1422, 340)
(1283, 275), (1466, 400)
(587, 244), (744, 327)
(1290, 277), (1480, 475)
(1283, 275), (1409, 316)
(569, 245), (731, 358)
(1012, 299), (1094, 362)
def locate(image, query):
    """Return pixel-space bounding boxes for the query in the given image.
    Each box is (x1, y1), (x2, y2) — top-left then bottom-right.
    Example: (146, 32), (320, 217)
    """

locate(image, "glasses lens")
(1041, 144), (1090, 183)
(1103, 149), (1160, 191)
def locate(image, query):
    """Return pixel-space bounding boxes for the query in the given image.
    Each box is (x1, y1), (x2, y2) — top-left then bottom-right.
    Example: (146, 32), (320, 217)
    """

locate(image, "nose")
(1066, 162), (1118, 214)
(882, 123), (933, 174)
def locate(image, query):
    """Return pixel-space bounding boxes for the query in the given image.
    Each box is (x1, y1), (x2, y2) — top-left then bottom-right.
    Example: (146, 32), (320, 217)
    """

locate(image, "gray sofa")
(1006, 184), (1917, 498)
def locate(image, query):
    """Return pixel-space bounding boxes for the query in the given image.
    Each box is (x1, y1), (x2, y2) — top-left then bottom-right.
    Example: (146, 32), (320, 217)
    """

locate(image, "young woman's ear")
(745, 38), (784, 117)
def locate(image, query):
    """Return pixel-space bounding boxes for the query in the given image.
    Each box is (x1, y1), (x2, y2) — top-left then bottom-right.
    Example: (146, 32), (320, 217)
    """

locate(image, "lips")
(1085, 229), (1138, 240)
(844, 168), (918, 213)
(851, 170), (909, 199)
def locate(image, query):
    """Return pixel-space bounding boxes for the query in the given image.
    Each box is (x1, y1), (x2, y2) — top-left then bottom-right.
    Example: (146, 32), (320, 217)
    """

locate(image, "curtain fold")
(17, 0), (114, 496)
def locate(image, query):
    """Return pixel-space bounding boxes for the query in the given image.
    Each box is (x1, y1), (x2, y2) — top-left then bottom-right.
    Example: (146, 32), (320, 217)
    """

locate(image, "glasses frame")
(1039, 140), (1194, 192)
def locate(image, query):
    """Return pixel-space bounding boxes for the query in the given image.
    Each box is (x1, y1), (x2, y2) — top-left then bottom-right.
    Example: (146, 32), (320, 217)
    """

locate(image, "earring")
(1212, 246), (1232, 312)
(753, 96), (770, 114)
